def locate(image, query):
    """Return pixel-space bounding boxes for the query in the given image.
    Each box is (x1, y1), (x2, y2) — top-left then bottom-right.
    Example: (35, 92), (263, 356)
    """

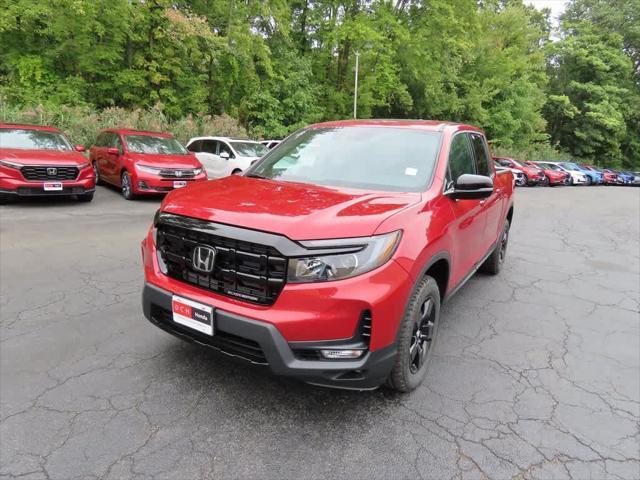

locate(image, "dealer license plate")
(172, 295), (214, 336)
(44, 182), (63, 191)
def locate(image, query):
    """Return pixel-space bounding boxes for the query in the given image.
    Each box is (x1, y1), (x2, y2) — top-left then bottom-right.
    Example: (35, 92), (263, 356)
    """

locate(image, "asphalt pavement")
(1, 185), (639, 479)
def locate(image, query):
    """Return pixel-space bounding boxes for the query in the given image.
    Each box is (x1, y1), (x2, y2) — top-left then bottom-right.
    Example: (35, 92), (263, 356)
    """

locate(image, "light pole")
(353, 51), (360, 119)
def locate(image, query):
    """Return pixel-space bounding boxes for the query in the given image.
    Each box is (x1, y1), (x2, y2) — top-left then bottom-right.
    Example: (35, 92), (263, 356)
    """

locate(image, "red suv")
(141, 120), (515, 391)
(525, 161), (569, 186)
(495, 157), (544, 185)
(0, 123), (95, 202)
(90, 129), (207, 200)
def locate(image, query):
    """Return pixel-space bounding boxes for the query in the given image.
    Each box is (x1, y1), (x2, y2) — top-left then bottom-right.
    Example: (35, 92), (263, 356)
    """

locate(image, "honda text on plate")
(90, 129), (207, 200)
(0, 123), (95, 203)
(141, 120), (515, 392)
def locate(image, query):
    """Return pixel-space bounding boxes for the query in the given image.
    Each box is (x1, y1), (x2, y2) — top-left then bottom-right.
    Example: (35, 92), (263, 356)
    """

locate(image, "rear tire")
(480, 219), (510, 275)
(387, 276), (441, 393)
(77, 192), (94, 203)
(121, 171), (135, 200)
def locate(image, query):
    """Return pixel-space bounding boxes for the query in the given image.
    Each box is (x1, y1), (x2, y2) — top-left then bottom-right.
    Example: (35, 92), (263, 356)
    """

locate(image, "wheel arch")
(417, 252), (451, 303)
(506, 204), (514, 227)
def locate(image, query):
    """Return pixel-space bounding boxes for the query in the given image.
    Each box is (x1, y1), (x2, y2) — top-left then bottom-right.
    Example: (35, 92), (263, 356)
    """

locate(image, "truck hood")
(161, 175), (421, 240)
(127, 152), (201, 169)
(1, 148), (87, 166)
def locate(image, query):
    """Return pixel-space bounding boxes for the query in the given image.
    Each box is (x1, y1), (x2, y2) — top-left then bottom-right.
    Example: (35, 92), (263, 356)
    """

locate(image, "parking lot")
(1, 186), (639, 479)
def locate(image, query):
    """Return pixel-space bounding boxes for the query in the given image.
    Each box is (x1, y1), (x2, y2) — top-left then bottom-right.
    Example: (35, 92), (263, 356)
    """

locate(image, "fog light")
(138, 181), (148, 189)
(320, 349), (364, 359)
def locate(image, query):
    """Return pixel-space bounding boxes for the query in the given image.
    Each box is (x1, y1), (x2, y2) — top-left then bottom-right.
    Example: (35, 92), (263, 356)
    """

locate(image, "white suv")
(185, 137), (269, 179)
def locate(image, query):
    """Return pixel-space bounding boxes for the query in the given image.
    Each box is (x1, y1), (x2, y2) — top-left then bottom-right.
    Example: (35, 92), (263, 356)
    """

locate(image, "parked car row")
(0, 123), (279, 202)
(494, 157), (640, 187)
(1, 122), (637, 204)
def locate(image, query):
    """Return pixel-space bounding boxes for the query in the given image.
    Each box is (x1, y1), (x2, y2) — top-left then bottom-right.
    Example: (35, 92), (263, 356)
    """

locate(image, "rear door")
(102, 133), (122, 184)
(196, 140), (221, 178)
(469, 132), (504, 251)
(91, 133), (107, 179)
(446, 132), (488, 284)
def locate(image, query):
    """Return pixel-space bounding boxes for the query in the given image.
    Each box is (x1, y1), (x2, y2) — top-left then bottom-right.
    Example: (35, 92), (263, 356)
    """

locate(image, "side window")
(469, 133), (491, 176)
(448, 133), (475, 182)
(187, 140), (201, 152)
(95, 133), (106, 147)
(201, 140), (217, 154)
(218, 141), (233, 158)
(112, 134), (123, 154)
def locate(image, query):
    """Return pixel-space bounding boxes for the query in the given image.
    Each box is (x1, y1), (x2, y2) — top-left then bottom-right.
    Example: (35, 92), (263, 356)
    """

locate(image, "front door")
(446, 132), (488, 287)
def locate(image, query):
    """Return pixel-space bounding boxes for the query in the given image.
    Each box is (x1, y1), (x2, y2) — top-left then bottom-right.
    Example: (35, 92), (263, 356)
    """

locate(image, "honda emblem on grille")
(192, 245), (216, 273)
(47, 167), (57, 176)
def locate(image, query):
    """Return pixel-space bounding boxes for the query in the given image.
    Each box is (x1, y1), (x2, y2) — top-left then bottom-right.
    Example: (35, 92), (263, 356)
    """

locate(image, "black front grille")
(16, 186), (86, 195)
(160, 169), (196, 179)
(157, 223), (287, 305)
(21, 165), (79, 181)
(150, 305), (267, 364)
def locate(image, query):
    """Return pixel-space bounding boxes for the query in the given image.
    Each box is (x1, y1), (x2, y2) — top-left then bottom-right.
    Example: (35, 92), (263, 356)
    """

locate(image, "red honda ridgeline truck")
(141, 120), (515, 392)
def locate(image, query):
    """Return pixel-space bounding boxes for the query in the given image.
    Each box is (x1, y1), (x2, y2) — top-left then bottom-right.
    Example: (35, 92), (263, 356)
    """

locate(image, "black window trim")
(444, 130), (476, 193)
(468, 132), (493, 179)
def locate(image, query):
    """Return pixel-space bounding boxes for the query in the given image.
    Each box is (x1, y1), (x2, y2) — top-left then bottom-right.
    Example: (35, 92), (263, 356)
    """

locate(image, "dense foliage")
(0, 0), (637, 168)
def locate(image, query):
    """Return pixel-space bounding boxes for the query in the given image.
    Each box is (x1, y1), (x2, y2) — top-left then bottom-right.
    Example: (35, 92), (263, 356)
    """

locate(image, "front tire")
(542, 176), (550, 187)
(121, 171), (135, 200)
(387, 276), (441, 392)
(480, 219), (510, 275)
(585, 176), (592, 186)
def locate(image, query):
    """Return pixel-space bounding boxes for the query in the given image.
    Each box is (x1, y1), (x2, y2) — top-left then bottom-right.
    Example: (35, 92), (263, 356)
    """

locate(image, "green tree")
(545, 21), (633, 165)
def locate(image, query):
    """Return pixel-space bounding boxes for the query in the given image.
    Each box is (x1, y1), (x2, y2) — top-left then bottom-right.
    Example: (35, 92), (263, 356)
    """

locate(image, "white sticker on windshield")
(405, 167), (418, 176)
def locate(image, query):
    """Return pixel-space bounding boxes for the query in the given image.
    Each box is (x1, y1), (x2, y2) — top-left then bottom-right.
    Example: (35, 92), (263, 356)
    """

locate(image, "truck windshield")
(249, 126), (442, 192)
(124, 135), (188, 155)
(0, 129), (72, 151)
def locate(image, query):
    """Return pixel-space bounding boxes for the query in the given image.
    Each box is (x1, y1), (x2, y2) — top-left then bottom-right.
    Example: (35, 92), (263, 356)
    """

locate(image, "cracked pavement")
(1, 186), (639, 479)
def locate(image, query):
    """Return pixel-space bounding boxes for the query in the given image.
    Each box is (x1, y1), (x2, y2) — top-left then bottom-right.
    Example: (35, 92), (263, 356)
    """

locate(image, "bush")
(0, 102), (247, 147)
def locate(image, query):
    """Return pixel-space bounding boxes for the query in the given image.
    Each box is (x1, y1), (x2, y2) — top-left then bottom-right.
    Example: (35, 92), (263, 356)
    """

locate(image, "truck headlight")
(135, 164), (162, 175)
(288, 231), (402, 283)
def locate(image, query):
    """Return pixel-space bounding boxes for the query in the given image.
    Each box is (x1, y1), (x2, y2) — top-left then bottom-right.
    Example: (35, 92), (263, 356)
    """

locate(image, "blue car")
(617, 171), (636, 185)
(559, 162), (602, 185)
(579, 164), (605, 184)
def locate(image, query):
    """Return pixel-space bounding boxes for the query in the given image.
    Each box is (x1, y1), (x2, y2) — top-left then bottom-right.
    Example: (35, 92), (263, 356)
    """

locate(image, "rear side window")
(469, 133), (491, 176)
(95, 133), (107, 147)
(200, 140), (218, 154)
(448, 134), (475, 181)
(187, 140), (202, 152)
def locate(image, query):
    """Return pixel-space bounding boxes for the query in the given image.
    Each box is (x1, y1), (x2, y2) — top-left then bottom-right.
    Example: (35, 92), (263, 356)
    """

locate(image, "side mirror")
(106, 147), (120, 156)
(219, 151), (230, 160)
(75, 144), (86, 152)
(447, 174), (494, 200)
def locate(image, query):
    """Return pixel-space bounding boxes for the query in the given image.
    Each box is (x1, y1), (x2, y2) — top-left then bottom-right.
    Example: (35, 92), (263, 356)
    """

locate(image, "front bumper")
(142, 283), (397, 390)
(132, 171), (207, 195)
(0, 166), (95, 197)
